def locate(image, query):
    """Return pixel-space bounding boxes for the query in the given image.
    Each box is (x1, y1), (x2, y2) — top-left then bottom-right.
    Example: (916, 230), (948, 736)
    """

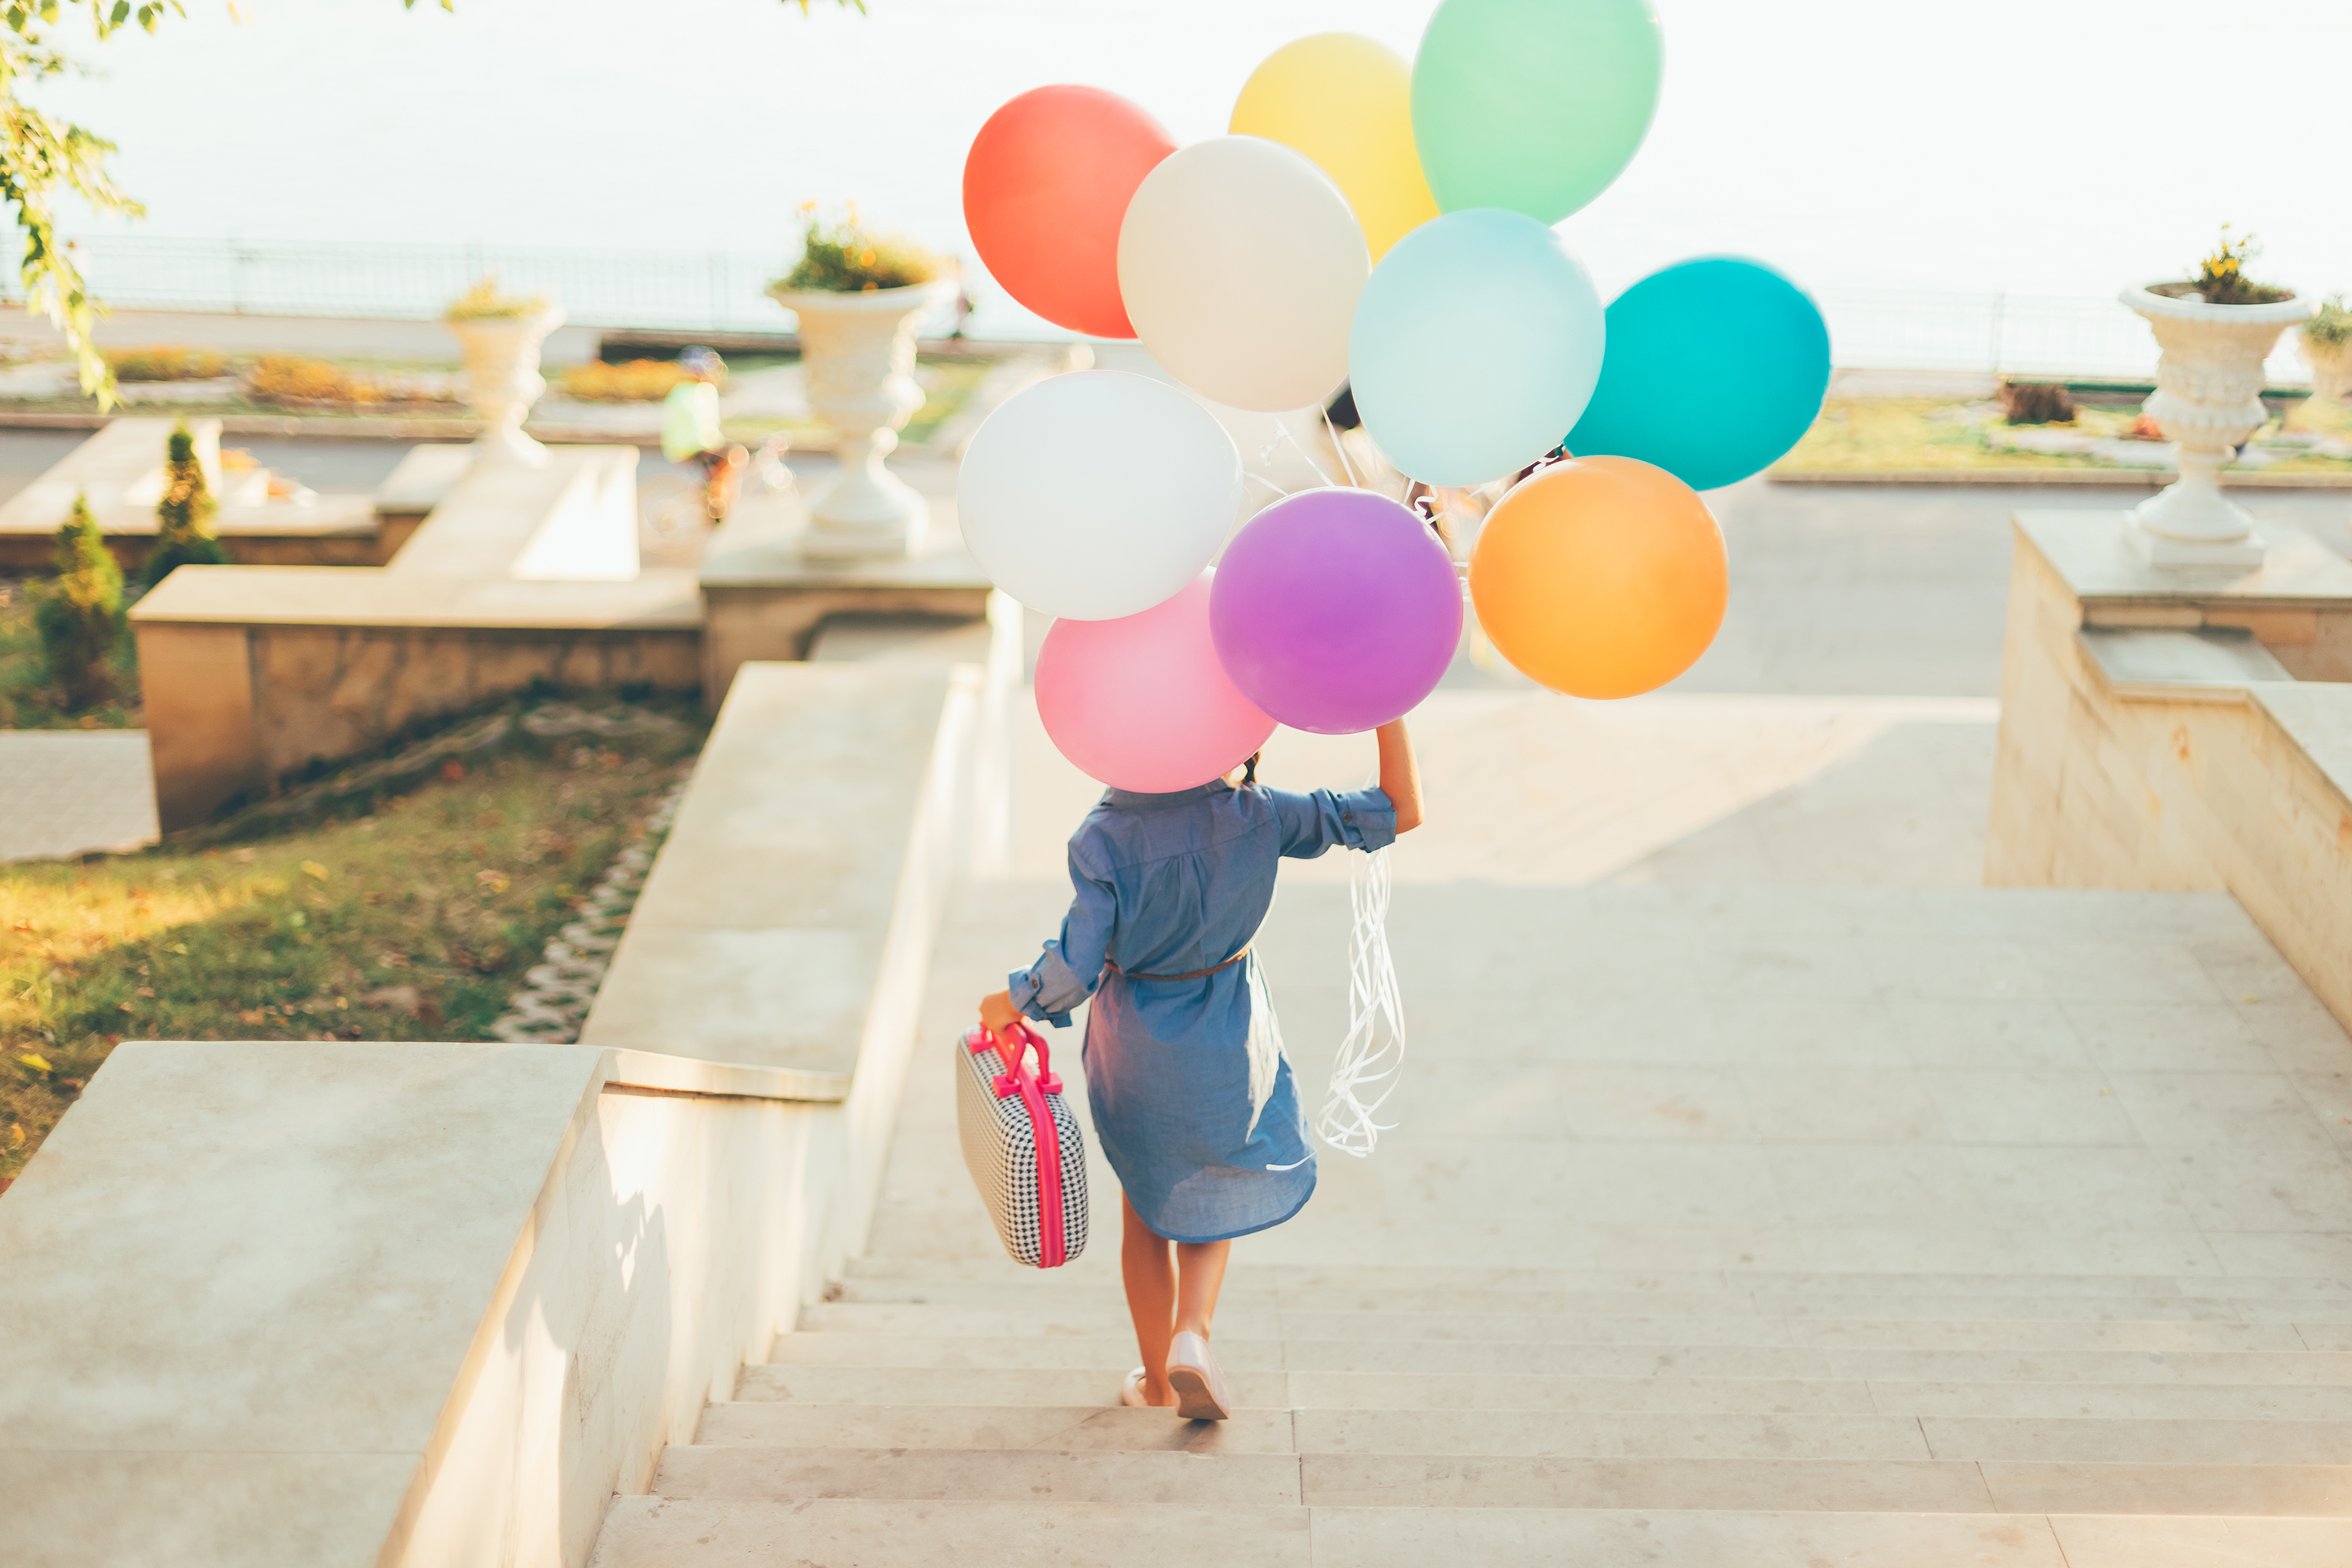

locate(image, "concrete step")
(736, 1363), (1293, 1409)
(764, 1330), (2352, 1385)
(834, 1276), (2273, 1323)
(1283, 1372), (2352, 1420)
(1300, 1455), (2352, 1514)
(767, 1332), (1288, 1372)
(735, 1363), (2352, 1419)
(589, 1497), (2352, 1568)
(652, 1444), (1301, 1506)
(690, 1403), (2352, 1465)
(590, 1498), (1308, 1568)
(842, 1254), (2232, 1296)
(696, 1402), (1298, 1452)
(635, 1444), (2352, 1515)
(848, 1254), (2352, 1300)
(793, 1300), (2311, 1352)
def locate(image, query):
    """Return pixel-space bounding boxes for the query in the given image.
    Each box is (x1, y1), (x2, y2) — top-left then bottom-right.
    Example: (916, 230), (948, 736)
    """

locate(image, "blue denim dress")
(1008, 779), (1398, 1243)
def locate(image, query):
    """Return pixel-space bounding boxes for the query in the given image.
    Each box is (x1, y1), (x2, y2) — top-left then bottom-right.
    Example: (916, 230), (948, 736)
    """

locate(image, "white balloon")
(958, 370), (1243, 620)
(1117, 136), (1370, 413)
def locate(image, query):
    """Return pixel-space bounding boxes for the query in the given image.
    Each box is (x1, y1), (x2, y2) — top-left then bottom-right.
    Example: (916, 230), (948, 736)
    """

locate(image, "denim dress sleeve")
(1007, 840), (1115, 1029)
(1266, 785), (1398, 860)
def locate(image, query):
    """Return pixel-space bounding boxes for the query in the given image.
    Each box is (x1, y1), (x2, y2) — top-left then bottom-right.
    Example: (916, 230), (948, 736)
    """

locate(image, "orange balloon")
(1468, 456), (1728, 699)
(963, 85), (1176, 339)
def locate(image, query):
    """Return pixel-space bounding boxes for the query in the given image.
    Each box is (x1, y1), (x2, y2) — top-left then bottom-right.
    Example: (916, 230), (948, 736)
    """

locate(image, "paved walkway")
(589, 660), (2352, 1566)
(0, 730), (158, 862)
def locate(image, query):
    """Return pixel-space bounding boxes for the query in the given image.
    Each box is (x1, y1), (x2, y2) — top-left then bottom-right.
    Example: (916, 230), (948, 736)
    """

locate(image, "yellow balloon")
(1230, 33), (1439, 263)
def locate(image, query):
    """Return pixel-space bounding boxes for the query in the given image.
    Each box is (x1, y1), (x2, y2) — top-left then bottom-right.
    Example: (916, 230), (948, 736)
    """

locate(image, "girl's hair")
(1242, 751), (1260, 787)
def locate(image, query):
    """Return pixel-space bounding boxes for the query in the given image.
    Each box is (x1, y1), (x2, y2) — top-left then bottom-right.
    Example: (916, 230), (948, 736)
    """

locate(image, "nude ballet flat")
(1120, 1367), (1152, 1408)
(1166, 1330), (1232, 1421)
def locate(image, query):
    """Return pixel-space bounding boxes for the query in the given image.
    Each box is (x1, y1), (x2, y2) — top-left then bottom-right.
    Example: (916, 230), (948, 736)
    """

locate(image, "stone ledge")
(605, 1049), (849, 1104)
(129, 564), (702, 630)
(2016, 510), (2352, 613)
(1990, 518), (2352, 1032)
(2077, 626), (2293, 702)
(583, 662), (977, 1078)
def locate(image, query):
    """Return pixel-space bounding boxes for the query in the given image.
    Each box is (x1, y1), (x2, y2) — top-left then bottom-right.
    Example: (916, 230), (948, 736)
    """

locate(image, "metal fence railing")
(50, 235), (805, 334)
(20, 234), (2325, 385)
(1812, 287), (2310, 384)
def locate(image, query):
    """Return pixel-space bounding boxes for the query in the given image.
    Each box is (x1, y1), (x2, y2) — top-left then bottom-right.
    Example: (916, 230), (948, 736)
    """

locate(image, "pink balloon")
(1036, 572), (1276, 792)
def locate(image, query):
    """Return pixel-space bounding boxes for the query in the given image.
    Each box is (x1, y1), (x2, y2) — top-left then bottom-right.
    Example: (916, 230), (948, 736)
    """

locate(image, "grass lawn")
(0, 582), (141, 730)
(1, 707), (704, 1189)
(1777, 394), (2352, 475)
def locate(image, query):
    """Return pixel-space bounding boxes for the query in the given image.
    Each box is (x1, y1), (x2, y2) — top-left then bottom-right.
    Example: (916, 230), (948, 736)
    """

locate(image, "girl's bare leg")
(1121, 1192), (1231, 1407)
(1120, 1193), (1179, 1406)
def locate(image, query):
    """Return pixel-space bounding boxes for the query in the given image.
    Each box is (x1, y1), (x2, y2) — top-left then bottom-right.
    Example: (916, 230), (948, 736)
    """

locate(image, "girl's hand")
(978, 989), (1025, 1067)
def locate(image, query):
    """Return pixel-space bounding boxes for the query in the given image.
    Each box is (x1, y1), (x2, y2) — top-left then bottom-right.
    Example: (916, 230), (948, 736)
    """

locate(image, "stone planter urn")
(2121, 283), (2314, 566)
(2302, 333), (2352, 407)
(768, 278), (955, 558)
(448, 306), (565, 469)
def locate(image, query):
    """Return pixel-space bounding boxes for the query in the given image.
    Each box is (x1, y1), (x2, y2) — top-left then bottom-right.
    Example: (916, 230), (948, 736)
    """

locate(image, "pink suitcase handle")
(969, 1019), (1069, 1269)
(977, 1018), (1062, 1094)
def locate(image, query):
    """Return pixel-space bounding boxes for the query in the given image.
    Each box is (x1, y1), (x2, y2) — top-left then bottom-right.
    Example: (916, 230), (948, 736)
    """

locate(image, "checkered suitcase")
(955, 1021), (1089, 1269)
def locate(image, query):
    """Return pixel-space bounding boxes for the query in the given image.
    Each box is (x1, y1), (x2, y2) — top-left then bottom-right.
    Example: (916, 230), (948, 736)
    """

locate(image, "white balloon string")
(1317, 840), (1406, 1158)
(1243, 470), (1294, 499)
(1321, 405), (1363, 489)
(1273, 413), (1338, 489)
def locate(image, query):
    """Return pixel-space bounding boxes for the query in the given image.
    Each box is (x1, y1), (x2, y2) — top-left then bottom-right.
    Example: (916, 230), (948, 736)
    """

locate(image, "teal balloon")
(1565, 258), (1831, 492)
(1348, 208), (1604, 487)
(1412, 0), (1664, 223)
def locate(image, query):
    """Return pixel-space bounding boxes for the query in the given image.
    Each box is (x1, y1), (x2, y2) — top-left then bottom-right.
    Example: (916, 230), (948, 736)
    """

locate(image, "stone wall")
(1987, 518), (2352, 1031)
(129, 445), (700, 830)
(0, 660), (985, 1568)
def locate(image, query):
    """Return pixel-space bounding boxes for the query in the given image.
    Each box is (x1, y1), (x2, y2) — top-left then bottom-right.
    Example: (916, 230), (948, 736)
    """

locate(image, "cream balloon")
(956, 369), (1243, 621)
(1116, 136), (1369, 414)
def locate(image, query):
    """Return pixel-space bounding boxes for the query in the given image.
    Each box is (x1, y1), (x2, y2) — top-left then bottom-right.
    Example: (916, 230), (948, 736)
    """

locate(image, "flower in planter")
(2154, 227), (2292, 307)
(445, 274), (553, 321)
(776, 203), (950, 293)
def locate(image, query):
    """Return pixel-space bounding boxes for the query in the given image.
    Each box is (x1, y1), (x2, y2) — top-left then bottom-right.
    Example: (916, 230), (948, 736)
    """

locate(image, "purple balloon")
(1209, 488), (1462, 735)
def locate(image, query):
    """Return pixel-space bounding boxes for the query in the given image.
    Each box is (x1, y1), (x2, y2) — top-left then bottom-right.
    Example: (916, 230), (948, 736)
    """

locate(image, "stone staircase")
(593, 880), (2352, 1566)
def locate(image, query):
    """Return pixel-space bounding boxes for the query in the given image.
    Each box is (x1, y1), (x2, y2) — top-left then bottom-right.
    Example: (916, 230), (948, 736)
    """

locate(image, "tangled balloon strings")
(1317, 839), (1406, 1157)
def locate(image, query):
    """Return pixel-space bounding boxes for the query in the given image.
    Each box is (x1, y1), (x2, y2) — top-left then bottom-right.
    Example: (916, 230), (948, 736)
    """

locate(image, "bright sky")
(33, 0), (2352, 307)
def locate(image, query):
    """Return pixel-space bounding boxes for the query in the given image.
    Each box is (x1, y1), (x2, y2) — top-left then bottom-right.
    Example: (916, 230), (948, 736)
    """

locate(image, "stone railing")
(1988, 510), (2352, 1030)
(0, 656), (993, 1568)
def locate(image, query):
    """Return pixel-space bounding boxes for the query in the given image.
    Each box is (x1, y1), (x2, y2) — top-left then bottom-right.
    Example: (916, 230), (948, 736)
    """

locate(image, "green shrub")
(560, 358), (697, 402)
(35, 495), (126, 710)
(103, 345), (228, 383)
(141, 422), (228, 590)
(777, 206), (946, 293)
(2305, 296), (2352, 354)
(247, 355), (381, 405)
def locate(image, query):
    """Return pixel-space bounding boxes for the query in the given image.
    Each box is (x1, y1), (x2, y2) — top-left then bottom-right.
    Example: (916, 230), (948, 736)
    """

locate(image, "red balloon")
(964, 85), (1176, 339)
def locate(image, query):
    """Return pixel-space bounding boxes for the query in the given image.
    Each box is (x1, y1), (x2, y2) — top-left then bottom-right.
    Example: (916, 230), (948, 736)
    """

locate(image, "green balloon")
(1412, 0), (1664, 223)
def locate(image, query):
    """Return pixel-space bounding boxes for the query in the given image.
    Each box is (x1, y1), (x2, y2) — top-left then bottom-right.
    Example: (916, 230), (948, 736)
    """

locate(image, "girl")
(978, 719), (1424, 1419)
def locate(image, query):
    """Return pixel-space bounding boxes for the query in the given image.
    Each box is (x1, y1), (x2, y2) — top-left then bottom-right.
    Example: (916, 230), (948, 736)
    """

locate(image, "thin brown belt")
(1105, 947), (1251, 983)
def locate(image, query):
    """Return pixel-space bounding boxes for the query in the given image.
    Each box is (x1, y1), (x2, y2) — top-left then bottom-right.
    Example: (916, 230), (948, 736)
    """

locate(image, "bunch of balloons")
(957, 0), (1833, 791)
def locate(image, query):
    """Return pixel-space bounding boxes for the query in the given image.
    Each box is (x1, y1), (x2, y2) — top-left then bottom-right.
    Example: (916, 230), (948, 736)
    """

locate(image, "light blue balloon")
(1564, 257), (1831, 492)
(1348, 209), (1603, 486)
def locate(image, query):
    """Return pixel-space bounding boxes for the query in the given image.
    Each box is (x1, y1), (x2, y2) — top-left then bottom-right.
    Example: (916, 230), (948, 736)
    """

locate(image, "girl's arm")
(1377, 717), (1424, 833)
